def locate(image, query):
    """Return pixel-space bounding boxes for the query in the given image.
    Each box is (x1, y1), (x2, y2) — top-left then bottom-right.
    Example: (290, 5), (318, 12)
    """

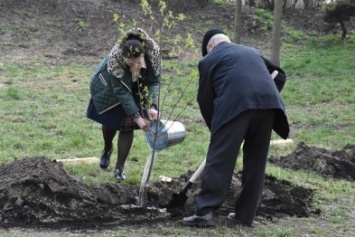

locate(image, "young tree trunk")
(234, 0), (242, 44)
(339, 21), (347, 40)
(271, 0), (284, 66)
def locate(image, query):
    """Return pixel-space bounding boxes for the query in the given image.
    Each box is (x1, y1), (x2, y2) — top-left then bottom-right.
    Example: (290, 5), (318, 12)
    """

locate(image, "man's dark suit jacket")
(197, 42), (290, 139)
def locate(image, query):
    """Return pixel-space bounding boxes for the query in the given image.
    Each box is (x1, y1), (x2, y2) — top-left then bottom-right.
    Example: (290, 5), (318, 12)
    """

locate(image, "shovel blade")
(169, 192), (188, 208)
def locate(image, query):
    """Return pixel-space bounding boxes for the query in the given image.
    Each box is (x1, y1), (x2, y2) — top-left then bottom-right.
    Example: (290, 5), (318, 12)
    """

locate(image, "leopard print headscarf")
(107, 28), (161, 79)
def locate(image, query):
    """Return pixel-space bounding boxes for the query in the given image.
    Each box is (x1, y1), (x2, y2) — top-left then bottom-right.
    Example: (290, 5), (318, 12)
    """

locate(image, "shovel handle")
(189, 158), (206, 183)
(179, 159), (206, 194)
(271, 70), (278, 79)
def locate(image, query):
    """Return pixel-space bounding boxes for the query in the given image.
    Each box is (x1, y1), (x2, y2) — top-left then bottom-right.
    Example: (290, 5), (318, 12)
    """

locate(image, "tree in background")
(321, 0), (355, 40)
(271, 0), (284, 66)
(234, 0), (243, 43)
(248, 0), (256, 7)
(252, 0), (321, 10)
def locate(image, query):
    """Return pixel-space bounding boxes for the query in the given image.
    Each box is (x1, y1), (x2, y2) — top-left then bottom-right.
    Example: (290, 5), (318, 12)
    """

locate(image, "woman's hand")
(147, 108), (158, 120)
(135, 116), (149, 132)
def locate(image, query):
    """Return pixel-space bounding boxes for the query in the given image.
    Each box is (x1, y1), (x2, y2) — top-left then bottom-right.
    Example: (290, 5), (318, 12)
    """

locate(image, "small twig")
(161, 77), (194, 122)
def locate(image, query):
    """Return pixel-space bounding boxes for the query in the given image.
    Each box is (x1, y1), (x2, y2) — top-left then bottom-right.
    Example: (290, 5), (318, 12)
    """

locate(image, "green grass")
(0, 23), (5, 34)
(1, 33), (355, 236)
(279, 38), (355, 151)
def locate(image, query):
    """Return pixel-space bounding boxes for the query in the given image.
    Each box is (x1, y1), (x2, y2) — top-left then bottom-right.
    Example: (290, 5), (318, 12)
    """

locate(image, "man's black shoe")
(227, 212), (252, 227)
(181, 212), (214, 227)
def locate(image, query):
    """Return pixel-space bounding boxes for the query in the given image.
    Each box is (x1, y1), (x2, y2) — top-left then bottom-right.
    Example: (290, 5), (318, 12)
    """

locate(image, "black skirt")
(86, 99), (147, 131)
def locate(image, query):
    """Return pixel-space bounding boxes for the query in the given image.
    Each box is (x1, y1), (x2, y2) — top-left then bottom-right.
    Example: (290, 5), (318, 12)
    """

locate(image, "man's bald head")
(206, 34), (231, 54)
(208, 34), (231, 46)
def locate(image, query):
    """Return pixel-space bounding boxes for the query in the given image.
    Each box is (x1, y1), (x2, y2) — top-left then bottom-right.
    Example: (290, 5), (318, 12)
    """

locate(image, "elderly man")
(182, 29), (289, 227)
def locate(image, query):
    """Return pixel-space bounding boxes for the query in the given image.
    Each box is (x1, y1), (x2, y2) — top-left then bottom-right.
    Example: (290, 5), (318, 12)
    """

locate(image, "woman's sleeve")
(111, 71), (140, 116)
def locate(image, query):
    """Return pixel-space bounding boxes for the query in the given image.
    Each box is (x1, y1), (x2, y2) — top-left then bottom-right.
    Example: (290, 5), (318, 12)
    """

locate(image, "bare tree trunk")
(271, 0), (284, 66)
(339, 21), (347, 40)
(234, 0), (242, 43)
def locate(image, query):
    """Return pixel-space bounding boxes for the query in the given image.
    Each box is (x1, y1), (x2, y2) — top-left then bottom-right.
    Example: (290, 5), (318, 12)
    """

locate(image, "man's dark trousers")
(195, 109), (275, 226)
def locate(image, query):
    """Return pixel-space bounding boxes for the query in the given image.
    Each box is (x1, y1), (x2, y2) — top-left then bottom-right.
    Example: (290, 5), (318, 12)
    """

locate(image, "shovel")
(169, 158), (206, 207)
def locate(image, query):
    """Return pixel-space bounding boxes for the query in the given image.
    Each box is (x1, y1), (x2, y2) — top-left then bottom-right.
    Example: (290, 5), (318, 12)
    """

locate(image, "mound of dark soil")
(269, 142), (355, 181)
(0, 156), (316, 229)
(0, 157), (138, 225)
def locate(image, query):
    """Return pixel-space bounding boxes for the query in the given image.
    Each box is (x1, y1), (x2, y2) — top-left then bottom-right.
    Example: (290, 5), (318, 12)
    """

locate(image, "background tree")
(248, 0), (256, 7)
(254, 0), (322, 10)
(321, 0), (355, 40)
(271, 0), (284, 66)
(234, 0), (243, 43)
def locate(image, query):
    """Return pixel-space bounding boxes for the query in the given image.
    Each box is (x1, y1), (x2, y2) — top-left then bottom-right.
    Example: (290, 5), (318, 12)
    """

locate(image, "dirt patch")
(0, 155), (317, 230)
(0, 0), (331, 62)
(269, 142), (355, 181)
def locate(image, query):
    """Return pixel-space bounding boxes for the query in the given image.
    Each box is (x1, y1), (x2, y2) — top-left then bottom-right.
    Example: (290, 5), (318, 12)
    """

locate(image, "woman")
(87, 28), (161, 181)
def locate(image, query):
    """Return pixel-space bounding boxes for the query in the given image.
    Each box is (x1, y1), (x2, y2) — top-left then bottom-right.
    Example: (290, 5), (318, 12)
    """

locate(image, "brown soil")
(0, 0), (327, 61)
(269, 142), (355, 181)
(0, 156), (318, 230)
(3, 142), (353, 230)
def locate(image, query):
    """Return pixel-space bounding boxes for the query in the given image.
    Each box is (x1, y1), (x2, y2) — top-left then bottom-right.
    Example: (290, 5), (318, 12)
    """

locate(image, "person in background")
(182, 29), (290, 227)
(86, 28), (161, 181)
